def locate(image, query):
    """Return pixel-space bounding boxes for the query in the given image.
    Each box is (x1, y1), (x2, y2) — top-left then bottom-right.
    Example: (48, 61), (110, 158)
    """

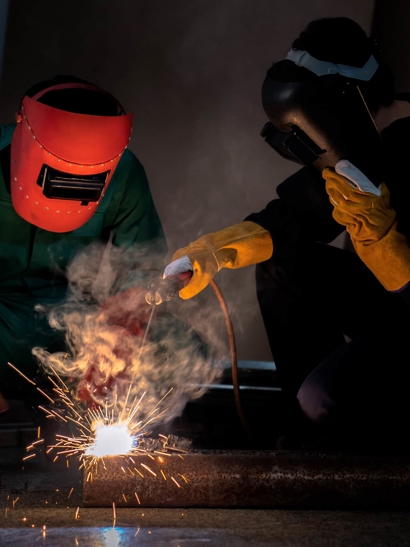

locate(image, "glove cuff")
(355, 222), (410, 291)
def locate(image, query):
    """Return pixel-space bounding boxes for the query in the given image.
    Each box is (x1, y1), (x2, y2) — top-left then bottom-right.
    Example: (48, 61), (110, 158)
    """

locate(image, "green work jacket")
(0, 123), (166, 380)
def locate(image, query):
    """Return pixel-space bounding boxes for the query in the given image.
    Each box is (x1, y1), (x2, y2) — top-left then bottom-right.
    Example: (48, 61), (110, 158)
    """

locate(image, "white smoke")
(32, 239), (225, 429)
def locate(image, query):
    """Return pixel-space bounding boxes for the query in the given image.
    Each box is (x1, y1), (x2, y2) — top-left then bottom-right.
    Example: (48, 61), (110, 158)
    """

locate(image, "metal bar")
(83, 450), (410, 509)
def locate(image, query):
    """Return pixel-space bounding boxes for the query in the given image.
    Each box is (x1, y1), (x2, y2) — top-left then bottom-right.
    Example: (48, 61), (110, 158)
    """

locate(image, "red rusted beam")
(83, 451), (410, 508)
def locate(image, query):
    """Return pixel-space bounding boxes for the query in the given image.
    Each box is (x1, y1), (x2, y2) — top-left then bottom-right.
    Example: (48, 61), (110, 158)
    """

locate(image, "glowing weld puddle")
(85, 424), (136, 458)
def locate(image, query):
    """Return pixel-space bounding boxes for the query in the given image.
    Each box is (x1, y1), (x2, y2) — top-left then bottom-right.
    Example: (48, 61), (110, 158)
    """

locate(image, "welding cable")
(209, 279), (252, 439)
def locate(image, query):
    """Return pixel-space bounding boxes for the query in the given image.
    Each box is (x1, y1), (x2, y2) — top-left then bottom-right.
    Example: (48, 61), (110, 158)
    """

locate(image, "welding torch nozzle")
(145, 271), (193, 306)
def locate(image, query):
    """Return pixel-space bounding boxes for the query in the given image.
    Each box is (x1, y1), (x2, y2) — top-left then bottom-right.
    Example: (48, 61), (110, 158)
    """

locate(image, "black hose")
(209, 279), (252, 439)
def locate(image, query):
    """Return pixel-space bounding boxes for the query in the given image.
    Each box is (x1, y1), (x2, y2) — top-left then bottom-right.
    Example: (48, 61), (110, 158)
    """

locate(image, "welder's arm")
(164, 221), (274, 299)
(324, 160), (410, 292)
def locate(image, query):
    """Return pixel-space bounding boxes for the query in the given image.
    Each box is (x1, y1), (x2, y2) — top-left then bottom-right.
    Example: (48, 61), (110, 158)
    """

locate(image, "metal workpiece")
(83, 450), (410, 509)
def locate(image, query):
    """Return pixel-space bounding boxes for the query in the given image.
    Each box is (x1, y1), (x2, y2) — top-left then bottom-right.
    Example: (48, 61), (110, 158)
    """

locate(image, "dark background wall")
(0, 0), (375, 362)
(372, 0), (410, 93)
(0, 1), (9, 90)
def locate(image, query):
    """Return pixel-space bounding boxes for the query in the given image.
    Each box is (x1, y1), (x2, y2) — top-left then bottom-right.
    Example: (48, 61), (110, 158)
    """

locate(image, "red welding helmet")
(10, 83), (133, 233)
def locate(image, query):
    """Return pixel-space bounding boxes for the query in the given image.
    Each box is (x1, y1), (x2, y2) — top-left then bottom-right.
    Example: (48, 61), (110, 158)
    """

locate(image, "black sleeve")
(245, 165), (344, 247)
(392, 282), (410, 308)
(380, 116), (410, 239)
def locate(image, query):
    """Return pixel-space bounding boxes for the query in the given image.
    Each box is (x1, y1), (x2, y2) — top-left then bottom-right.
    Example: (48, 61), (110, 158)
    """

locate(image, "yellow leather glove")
(324, 161), (410, 291)
(166, 221), (273, 299)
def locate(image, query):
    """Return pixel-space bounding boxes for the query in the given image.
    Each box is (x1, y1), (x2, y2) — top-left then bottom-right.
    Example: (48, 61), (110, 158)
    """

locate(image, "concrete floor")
(2, 513), (410, 546)
(2, 375), (410, 547)
(2, 447), (410, 546)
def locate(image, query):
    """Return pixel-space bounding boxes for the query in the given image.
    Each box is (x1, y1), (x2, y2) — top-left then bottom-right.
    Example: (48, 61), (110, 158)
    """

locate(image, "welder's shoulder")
(245, 165), (342, 243)
(0, 123), (16, 149)
(244, 167), (314, 227)
(381, 113), (410, 156)
(275, 166), (324, 205)
(112, 149), (151, 193)
(116, 148), (146, 179)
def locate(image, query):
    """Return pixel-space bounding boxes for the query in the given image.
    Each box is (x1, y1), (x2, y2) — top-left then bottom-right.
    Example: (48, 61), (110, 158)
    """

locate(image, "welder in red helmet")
(164, 18), (410, 453)
(0, 75), (167, 405)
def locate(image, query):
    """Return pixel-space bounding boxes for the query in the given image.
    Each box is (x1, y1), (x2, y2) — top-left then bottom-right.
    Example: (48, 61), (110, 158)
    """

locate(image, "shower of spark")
(7, 361), (192, 507)
(44, 381), (174, 470)
(8, 361), (179, 468)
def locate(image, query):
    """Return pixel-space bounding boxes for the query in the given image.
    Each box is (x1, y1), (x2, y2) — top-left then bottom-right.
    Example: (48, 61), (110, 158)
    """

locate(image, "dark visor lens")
(37, 165), (110, 205)
(260, 122), (325, 166)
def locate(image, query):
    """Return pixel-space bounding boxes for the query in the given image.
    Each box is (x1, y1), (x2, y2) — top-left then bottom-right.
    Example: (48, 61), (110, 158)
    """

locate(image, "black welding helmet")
(260, 47), (385, 185)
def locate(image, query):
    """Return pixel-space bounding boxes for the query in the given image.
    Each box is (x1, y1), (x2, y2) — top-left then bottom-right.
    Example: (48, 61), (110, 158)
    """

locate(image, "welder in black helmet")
(164, 17), (410, 452)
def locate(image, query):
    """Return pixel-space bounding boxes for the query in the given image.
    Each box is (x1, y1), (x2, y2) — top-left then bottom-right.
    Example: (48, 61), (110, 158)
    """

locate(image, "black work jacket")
(246, 100), (410, 303)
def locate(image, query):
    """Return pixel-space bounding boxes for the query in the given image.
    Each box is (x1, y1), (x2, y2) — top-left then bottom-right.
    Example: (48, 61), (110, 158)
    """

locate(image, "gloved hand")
(324, 160), (410, 291)
(77, 287), (154, 407)
(164, 221), (273, 299)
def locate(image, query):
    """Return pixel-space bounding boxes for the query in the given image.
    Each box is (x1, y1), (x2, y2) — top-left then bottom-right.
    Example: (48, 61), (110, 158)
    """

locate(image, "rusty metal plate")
(83, 450), (410, 508)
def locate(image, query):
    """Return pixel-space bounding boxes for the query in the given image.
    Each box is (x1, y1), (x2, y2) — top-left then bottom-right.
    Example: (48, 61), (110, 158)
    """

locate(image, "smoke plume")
(32, 238), (225, 430)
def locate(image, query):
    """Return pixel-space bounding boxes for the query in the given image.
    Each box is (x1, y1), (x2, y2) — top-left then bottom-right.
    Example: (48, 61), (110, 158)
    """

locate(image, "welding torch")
(145, 271), (193, 306)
